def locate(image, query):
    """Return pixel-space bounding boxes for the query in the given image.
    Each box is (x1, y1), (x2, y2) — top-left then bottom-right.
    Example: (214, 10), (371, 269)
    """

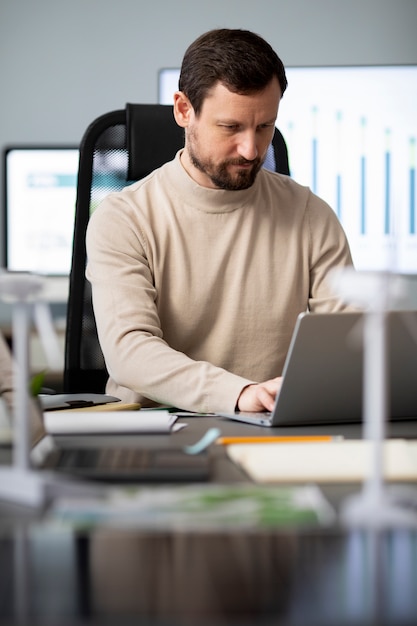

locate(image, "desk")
(1, 416), (417, 625)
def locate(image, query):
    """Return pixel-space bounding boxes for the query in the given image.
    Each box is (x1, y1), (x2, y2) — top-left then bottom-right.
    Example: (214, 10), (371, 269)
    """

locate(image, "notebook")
(218, 311), (417, 427)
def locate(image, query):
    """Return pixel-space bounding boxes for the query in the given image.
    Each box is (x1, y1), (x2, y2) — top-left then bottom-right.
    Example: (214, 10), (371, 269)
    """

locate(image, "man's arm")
(86, 198), (254, 414)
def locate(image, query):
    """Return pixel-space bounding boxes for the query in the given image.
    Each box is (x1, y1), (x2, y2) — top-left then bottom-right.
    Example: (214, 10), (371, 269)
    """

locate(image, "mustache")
(226, 157), (261, 166)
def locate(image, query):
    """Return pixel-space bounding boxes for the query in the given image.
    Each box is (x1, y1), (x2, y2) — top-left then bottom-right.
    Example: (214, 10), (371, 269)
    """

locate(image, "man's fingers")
(256, 385), (276, 412)
(237, 377), (282, 412)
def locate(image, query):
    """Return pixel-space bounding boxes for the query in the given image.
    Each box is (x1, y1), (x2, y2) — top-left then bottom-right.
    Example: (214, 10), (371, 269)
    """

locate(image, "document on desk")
(44, 410), (182, 435)
(227, 439), (417, 483)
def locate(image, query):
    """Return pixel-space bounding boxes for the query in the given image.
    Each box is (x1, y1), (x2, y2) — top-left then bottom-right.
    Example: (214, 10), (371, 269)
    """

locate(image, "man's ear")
(173, 91), (193, 128)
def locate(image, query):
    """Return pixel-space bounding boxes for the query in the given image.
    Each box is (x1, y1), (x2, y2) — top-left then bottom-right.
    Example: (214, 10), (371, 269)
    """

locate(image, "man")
(86, 29), (353, 414)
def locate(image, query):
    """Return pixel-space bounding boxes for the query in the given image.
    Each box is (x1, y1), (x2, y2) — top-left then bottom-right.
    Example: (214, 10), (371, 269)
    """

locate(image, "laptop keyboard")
(42, 447), (210, 482)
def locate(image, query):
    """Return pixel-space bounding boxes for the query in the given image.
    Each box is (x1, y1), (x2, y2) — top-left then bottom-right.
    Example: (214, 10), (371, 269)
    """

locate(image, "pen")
(216, 435), (343, 445)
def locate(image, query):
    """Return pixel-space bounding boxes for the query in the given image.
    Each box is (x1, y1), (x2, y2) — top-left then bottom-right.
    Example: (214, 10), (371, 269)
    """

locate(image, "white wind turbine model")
(0, 271), (100, 507)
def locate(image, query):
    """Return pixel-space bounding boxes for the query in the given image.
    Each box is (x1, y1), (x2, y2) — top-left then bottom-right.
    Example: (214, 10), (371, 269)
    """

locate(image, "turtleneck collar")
(164, 150), (262, 214)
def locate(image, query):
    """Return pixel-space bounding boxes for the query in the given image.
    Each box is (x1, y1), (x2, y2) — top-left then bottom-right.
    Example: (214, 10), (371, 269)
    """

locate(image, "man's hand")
(236, 377), (283, 412)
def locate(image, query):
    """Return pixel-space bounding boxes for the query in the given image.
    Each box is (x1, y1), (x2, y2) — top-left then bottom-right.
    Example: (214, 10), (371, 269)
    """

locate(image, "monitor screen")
(158, 65), (417, 274)
(3, 146), (79, 276)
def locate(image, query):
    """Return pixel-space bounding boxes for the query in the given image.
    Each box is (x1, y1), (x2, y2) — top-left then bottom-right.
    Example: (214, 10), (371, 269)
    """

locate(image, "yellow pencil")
(216, 435), (342, 445)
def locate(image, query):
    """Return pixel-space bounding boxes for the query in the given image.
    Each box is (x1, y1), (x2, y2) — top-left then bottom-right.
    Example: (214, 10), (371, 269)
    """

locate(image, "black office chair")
(64, 103), (290, 393)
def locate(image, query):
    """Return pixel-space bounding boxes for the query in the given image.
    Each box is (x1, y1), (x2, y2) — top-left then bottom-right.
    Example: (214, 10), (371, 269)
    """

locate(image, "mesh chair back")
(64, 104), (290, 393)
(64, 110), (126, 392)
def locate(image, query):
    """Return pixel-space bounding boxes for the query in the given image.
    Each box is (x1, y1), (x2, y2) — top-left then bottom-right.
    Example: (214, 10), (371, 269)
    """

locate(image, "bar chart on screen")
(277, 65), (417, 273)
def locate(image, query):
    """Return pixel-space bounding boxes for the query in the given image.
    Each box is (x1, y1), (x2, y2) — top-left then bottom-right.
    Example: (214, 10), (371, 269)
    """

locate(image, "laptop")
(31, 436), (210, 482)
(0, 354), (209, 483)
(218, 311), (417, 427)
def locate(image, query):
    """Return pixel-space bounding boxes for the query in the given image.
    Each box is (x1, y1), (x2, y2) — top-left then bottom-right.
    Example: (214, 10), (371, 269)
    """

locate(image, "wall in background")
(1, 0), (416, 147)
(1, 0), (416, 253)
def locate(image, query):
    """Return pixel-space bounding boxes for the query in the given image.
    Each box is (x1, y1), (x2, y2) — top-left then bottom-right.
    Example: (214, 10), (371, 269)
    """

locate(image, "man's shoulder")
(259, 168), (312, 206)
(89, 157), (178, 231)
(259, 169), (339, 224)
(122, 157), (175, 195)
(260, 168), (307, 192)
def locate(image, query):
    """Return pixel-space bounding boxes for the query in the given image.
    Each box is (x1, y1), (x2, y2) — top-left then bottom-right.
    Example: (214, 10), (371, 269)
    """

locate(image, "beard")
(187, 128), (264, 191)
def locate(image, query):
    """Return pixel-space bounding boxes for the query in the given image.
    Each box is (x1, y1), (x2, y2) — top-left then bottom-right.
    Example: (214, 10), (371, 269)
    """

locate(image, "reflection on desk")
(1, 416), (417, 625)
(1, 523), (417, 625)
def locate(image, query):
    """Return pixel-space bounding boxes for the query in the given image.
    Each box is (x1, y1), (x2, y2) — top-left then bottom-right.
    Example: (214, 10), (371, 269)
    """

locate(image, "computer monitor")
(3, 146), (79, 276)
(158, 65), (417, 274)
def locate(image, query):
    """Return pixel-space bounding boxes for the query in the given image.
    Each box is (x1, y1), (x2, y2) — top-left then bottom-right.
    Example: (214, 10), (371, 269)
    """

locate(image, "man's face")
(174, 78), (281, 190)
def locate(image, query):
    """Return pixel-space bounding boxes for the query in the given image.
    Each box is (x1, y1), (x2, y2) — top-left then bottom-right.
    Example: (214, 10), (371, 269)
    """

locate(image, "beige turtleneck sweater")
(86, 151), (353, 412)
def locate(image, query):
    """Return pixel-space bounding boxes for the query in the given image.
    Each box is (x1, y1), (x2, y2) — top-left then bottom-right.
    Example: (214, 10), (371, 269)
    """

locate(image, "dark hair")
(178, 29), (287, 115)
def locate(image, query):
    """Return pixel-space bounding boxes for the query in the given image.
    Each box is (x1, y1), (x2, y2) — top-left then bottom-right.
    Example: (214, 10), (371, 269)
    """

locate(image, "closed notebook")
(43, 410), (178, 435)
